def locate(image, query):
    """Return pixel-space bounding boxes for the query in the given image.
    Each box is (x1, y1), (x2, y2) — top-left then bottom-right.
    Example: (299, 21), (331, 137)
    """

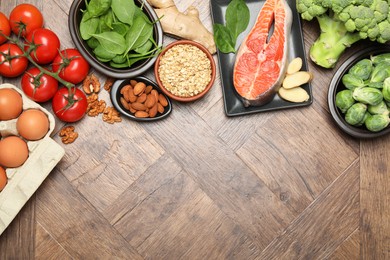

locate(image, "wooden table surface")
(1, 0), (389, 259)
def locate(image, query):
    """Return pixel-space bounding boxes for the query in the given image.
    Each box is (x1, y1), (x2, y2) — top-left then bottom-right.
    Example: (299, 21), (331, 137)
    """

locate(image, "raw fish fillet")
(233, 0), (292, 107)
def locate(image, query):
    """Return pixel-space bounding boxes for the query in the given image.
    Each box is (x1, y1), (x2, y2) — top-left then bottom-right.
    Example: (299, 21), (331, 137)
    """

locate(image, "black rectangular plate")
(210, 0), (313, 116)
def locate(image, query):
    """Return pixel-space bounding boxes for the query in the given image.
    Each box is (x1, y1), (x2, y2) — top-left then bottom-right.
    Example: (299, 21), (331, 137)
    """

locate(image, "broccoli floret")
(297, 0), (390, 68)
(297, 0), (327, 21)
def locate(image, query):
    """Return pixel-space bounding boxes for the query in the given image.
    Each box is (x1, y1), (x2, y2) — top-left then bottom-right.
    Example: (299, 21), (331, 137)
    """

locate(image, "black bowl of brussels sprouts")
(328, 45), (390, 138)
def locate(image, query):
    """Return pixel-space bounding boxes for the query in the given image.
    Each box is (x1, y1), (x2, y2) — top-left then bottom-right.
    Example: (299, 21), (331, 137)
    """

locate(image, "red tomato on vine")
(9, 3), (43, 36)
(52, 87), (88, 122)
(0, 43), (28, 78)
(0, 12), (11, 44)
(52, 48), (90, 84)
(25, 28), (60, 65)
(21, 67), (59, 103)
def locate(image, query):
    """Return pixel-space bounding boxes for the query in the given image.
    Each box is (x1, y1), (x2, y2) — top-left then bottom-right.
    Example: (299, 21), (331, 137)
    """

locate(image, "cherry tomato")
(0, 43), (28, 78)
(9, 3), (43, 36)
(21, 67), (59, 102)
(52, 48), (90, 84)
(0, 12), (11, 44)
(25, 28), (60, 65)
(52, 87), (87, 122)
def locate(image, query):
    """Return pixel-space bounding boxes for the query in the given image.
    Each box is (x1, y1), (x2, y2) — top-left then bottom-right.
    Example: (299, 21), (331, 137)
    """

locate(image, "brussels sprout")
(368, 101), (389, 115)
(336, 89), (355, 113)
(356, 112), (370, 126)
(382, 77), (390, 102)
(348, 59), (373, 80)
(370, 61), (390, 83)
(371, 53), (390, 65)
(367, 81), (383, 89)
(342, 74), (365, 90)
(365, 114), (390, 132)
(345, 103), (367, 126)
(353, 87), (383, 105)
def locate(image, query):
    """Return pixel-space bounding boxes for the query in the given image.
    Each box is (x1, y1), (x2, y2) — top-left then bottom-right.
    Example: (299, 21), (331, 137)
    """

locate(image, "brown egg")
(0, 166), (6, 191)
(0, 136), (29, 168)
(0, 88), (23, 120)
(17, 109), (50, 140)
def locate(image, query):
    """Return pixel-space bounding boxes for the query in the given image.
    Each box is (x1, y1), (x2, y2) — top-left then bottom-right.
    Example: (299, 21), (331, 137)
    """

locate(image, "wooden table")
(1, 0), (389, 259)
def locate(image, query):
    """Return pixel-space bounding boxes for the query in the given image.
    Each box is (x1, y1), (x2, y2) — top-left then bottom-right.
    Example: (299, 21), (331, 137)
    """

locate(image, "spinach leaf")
(112, 54), (127, 64)
(87, 0), (112, 17)
(111, 0), (136, 26)
(80, 11), (99, 40)
(213, 24), (235, 54)
(226, 0), (249, 41)
(134, 39), (153, 54)
(102, 9), (114, 30)
(91, 31), (126, 54)
(93, 44), (117, 60)
(112, 22), (129, 36)
(124, 15), (153, 54)
(87, 37), (99, 49)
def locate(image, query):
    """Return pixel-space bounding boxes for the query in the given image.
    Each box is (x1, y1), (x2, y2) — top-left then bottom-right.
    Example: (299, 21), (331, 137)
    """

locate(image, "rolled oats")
(158, 44), (212, 97)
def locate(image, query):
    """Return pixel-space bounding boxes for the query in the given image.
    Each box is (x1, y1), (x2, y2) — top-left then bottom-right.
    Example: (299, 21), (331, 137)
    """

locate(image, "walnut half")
(82, 74), (101, 94)
(59, 126), (78, 144)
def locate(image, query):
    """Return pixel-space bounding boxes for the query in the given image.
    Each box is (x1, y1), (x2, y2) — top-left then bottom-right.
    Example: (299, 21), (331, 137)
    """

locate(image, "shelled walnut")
(82, 74), (100, 94)
(103, 107), (122, 124)
(87, 93), (106, 117)
(59, 126), (78, 144)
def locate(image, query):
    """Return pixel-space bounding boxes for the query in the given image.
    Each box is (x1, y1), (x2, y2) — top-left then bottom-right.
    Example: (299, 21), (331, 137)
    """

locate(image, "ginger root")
(146, 0), (216, 54)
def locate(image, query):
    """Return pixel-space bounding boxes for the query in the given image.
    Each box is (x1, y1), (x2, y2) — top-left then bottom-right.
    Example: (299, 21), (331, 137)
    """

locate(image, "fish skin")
(233, 0), (293, 107)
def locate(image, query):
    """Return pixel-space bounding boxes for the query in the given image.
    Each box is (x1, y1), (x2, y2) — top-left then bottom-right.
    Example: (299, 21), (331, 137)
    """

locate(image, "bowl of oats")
(154, 40), (216, 102)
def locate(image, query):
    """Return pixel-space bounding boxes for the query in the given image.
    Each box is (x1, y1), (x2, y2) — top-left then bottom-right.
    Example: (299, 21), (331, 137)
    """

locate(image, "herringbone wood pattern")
(0, 0), (389, 259)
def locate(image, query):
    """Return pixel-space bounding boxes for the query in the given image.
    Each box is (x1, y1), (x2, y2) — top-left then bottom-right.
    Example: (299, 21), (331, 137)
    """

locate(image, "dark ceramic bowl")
(68, 0), (163, 78)
(328, 45), (390, 138)
(154, 40), (216, 102)
(110, 76), (172, 121)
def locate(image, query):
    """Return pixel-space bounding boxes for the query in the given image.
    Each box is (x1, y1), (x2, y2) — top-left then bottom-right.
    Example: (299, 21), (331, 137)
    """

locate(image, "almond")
(151, 89), (159, 101)
(131, 102), (147, 111)
(130, 80), (138, 87)
(145, 94), (156, 108)
(135, 111), (149, 118)
(137, 93), (147, 103)
(157, 103), (165, 114)
(145, 85), (153, 94)
(120, 97), (130, 110)
(149, 103), (158, 117)
(158, 94), (168, 107)
(128, 87), (137, 103)
(133, 82), (146, 96)
(121, 85), (131, 102)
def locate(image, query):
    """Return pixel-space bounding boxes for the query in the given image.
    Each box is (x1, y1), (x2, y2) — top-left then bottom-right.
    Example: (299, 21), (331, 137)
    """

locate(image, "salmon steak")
(233, 0), (292, 107)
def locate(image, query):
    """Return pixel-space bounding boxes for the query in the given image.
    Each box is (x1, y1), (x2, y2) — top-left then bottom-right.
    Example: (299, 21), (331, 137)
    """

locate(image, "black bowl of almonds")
(110, 76), (172, 121)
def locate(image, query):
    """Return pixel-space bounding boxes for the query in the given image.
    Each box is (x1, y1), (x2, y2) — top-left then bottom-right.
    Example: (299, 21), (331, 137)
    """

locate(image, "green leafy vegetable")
(213, 24), (236, 54)
(80, 11), (99, 40)
(111, 0), (136, 26)
(87, 0), (111, 17)
(226, 0), (250, 40)
(213, 0), (249, 54)
(91, 31), (126, 55)
(124, 15), (153, 54)
(80, 0), (161, 68)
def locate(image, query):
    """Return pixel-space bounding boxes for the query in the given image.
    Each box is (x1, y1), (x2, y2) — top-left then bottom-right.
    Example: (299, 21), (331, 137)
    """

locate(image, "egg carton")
(0, 83), (65, 236)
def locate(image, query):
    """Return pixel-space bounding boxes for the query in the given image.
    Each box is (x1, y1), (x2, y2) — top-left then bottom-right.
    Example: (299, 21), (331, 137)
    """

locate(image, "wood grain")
(0, 0), (389, 258)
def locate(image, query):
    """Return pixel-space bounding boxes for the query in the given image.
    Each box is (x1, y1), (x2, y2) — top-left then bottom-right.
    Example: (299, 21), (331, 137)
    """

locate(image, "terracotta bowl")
(154, 40), (216, 102)
(68, 0), (163, 79)
(328, 45), (390, 138)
